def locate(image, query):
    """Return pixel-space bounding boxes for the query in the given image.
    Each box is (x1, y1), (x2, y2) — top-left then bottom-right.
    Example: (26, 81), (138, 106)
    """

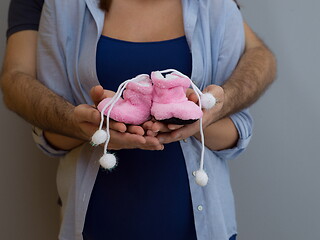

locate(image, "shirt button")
(197, 205), (203, 211)
(192, 171), (196, 177)
(183, 138), (188, 143)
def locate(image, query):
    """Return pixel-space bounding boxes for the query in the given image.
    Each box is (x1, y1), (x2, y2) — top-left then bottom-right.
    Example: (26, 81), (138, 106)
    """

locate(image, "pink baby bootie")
(97, 74), (153, 125)
(150, 70), (203, 125)
(91, 74), (153, 171)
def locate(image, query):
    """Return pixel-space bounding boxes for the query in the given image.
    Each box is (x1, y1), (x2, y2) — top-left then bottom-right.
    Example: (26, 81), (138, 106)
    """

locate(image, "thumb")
(90, 85), (116, 107)
(74, 104), (101, 125)
(186, 88), (198, 104)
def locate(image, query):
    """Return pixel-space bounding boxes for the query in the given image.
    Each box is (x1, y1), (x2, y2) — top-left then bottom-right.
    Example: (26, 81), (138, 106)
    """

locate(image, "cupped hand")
(89, 85), (127, 132)
(152, 84), (225, 144)
(70, 86), (126, 140)
(88, 85), (163, 150)
(107, 129), (163, 150)
(142, 120), (183, 137)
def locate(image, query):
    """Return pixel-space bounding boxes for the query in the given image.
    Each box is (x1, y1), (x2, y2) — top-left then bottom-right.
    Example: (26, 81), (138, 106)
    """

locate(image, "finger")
(186, 88), (195, 97)
(188, 92), (199, 104)
(74, 104), (100, 125)
(102, 89), (116, 99)
(107, 131), (147, 150)
(171, 122), (200, 141)
(157, 122), (200, 144)
(121, 132), (147, 145)
(141, 136), (164, 150)
(109, 120), (127, 133)
(141, 120), (154, 131)
(146, 130), (158, 137)
(127, 125), (145, 135)
(90, 85), (104, 107)
(90, 85), (116, 107)
(203, 85), (224, 103)
(79, 121), (104, 140)
(107, 130), (163, 151)
(157, 132), (178, 144)
(186, 89), (199, 103)
(167, 124), (184, 131)
(151, 121), (171, 133)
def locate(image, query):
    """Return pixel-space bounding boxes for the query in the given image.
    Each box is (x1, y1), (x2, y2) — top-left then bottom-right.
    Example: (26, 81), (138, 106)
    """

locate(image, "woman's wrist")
(43, 130), (85, 151)
(194, 117), (239, 151)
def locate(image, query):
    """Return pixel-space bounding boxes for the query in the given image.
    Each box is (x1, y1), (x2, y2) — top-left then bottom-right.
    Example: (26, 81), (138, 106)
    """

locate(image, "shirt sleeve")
(7, 0), (44, 38)
(32, 126), (69, 157)
(37, 0), (75, 104)
(211, 1), (253, 160)
(33, 0), (77, 157)
(211, 109), (253, 160)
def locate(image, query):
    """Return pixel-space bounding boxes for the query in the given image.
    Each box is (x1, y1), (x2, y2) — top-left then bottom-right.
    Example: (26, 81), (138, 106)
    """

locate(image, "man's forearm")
(0, 31), (88, 140)
(1, 70), (80, 139)
(220, 23), (277, 119)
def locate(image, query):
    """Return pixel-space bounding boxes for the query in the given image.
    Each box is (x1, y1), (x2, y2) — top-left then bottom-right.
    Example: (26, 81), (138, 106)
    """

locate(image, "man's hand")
(42, 85), (164, 151)
(145, 23), (276, 148)
(88, 86), (127, 134)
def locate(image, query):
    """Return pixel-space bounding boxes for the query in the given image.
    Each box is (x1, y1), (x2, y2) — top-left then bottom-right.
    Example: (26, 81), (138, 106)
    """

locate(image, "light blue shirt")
(36, 0), (253, 239)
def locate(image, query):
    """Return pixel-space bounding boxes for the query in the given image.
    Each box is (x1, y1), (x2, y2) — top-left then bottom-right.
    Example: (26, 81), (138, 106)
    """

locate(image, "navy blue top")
(83, 35), (197, 240)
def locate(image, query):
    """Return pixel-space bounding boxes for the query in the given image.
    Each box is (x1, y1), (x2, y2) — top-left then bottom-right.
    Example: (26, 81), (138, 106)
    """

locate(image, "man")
(1, 0), (276, 151)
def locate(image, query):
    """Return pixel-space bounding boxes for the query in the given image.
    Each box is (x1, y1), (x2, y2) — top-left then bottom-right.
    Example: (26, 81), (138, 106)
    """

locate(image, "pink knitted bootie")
(97, 74), (153, 125)
(91, 74), (153, 171)
(150, 70), (203, 125)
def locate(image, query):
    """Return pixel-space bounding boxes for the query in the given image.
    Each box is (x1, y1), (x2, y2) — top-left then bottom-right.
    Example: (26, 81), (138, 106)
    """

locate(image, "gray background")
(230, 0), (320, 239)
(0, 0), (319, 239)
(0, 1), (60, 240)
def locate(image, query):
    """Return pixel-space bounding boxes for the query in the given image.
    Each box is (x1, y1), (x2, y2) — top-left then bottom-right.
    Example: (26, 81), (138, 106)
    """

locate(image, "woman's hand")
(143, 85), (238, 151)
(141, 88), (204, 138)
(90, 86), (163, 150)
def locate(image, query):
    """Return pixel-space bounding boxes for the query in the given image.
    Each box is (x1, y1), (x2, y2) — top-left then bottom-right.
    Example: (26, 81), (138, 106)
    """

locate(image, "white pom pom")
(99, 153), (117, 170)
(195, 169), (209, 186)
(200, 93), (216, 109)
(91, 130), (107, 145)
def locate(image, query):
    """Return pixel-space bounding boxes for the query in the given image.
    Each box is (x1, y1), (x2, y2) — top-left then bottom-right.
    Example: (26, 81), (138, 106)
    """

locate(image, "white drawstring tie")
(159, 69), (216, 186)
(91, 74), (149, 170)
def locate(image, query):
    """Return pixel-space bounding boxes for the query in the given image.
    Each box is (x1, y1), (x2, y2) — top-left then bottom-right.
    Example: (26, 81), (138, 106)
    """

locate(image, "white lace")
(159, 69), (207, 179)
(97, 75), (148, 156)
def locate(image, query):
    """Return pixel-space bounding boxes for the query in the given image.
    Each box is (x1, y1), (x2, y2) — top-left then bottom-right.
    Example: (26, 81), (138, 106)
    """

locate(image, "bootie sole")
(156, 117), (198, 125)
